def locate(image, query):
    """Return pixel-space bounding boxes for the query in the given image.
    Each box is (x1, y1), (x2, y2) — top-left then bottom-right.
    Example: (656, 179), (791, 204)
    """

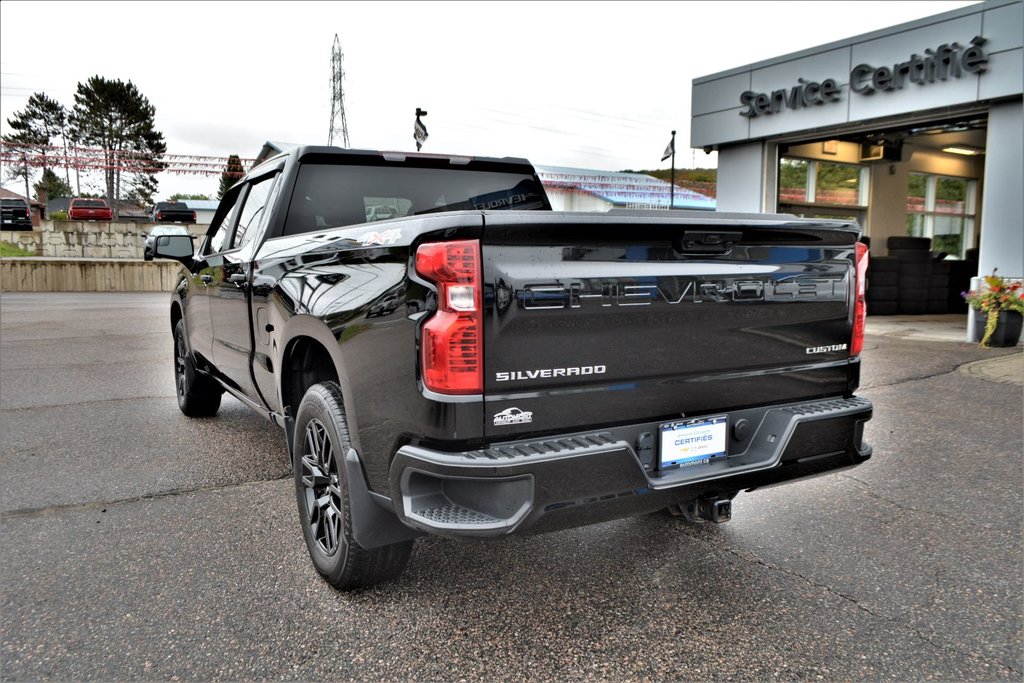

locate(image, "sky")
(0, 0), (979, 200)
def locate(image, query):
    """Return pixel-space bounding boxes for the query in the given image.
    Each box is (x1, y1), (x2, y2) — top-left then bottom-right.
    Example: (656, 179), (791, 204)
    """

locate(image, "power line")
(0, 141), (255, 177)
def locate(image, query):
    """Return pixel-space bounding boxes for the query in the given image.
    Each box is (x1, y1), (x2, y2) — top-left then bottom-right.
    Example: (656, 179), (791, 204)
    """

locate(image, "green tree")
(69, 76), (166, 213)
(779, 159), (808, 192)
(2, 92), (69, 196)
(218, 154), (244, 199)
(124, 174), (159, 207)
(1, 146), (32, 199)
(168, 192), (211, 201)
(815, 162), (858, 191)
(3, 92), (67, 169)
(34, 168), (72, 201)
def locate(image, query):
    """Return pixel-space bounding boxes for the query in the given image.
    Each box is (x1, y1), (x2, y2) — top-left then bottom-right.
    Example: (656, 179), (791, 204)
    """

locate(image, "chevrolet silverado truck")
(148, 146), (873, 590)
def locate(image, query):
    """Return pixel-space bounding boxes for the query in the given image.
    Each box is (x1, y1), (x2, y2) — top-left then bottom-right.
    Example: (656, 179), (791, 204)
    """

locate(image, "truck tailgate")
(481, 212), (860, 438)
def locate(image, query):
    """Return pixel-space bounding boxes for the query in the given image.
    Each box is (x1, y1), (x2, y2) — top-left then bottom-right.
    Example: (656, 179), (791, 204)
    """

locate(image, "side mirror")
(148, 234), (194, 263)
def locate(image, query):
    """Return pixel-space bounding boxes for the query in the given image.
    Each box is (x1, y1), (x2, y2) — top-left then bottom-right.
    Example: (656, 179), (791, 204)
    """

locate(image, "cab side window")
(205, 190), (242, 255)
(232, 175), (277, 250)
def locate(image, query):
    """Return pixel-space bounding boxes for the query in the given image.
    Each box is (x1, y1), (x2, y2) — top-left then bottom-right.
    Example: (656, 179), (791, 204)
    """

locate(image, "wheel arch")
(170, 299), (183, 335)
(278, 315), (360, 454)
(281, 335), (340, 416)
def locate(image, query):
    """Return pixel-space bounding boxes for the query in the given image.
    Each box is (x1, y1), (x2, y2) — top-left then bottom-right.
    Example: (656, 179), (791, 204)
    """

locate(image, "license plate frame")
(658, 415), (728, 470)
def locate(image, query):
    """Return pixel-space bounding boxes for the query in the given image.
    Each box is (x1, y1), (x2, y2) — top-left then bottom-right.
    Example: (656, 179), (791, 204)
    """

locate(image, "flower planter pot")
(973, 310), (1023, 347)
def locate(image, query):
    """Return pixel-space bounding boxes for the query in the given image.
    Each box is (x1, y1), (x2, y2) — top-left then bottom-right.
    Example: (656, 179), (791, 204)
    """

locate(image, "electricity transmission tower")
(328, 34), (350, 147)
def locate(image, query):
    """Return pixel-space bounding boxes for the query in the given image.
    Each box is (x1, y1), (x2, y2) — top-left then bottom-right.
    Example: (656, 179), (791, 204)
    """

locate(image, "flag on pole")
(414, 111), (429, 151)
(661, 137), (675, 161)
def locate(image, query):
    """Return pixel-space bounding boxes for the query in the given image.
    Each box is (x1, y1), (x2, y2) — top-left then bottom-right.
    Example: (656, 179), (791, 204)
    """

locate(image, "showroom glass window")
(905, 173), (977, 258)
(778, 157), (868, 221)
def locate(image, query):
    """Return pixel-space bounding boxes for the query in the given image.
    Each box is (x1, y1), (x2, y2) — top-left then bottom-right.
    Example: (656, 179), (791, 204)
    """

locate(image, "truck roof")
(257, 145), (537, 175)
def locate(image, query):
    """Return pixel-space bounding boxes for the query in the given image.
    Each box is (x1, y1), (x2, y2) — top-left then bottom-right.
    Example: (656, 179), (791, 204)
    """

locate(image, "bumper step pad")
(414, 503), (501, 526)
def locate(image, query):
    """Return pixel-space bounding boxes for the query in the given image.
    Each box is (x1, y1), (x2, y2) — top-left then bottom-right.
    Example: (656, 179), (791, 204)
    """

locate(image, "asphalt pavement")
(1, 293), (1021, 681)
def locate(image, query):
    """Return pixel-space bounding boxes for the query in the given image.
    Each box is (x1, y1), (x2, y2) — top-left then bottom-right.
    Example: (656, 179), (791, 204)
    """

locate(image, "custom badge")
(806, 344), (848, 354)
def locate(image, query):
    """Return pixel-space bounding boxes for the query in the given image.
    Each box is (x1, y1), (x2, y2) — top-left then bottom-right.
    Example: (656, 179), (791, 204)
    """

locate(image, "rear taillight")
(851, 241), (869, 357)
(157, 211), (163, 220)
(415, 239), (482, 395)
(191, 211), (197, 222)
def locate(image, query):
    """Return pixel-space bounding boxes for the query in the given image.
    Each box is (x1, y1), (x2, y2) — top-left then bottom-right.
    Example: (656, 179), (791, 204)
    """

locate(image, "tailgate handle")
(676, 230), (742, 255)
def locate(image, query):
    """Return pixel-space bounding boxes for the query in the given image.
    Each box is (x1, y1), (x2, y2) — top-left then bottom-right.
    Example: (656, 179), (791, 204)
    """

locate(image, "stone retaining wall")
(0, 258), (183, 292)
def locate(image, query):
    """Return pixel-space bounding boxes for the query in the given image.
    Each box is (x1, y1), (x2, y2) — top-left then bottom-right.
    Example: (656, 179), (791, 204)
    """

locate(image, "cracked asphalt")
(1, 292), (1021, 681)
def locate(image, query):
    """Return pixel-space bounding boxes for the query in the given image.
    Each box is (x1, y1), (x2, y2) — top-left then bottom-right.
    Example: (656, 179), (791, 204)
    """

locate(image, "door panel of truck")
(210, 174), (279, 407)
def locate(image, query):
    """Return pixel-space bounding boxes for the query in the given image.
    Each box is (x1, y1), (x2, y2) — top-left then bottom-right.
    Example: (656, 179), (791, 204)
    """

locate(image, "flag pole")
(670, 130), (676, 210)
(414, 108), (428, 151)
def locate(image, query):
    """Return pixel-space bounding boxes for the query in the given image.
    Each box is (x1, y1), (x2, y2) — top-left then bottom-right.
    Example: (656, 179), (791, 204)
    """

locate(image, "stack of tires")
(866, 248), (899, 316)
(888, 236), (932, 315)
(948, 248), (980, 313)
(929, 260), (951, 313)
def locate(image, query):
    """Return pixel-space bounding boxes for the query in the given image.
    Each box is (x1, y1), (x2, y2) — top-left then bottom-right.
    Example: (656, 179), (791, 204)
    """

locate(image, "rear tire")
(173, 320), (222, 417)
(293, 382), (413, 590)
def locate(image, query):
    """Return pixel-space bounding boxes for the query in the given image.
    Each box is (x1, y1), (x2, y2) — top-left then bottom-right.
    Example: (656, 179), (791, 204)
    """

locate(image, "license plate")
(659, 416), (728, 469)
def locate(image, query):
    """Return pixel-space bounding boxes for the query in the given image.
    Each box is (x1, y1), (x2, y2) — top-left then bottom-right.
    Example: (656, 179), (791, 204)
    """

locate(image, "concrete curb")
(958, 352), (1024, 386)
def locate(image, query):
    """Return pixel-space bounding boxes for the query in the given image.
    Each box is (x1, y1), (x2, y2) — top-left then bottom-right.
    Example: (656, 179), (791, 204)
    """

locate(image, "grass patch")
(0, 241), (34, 257)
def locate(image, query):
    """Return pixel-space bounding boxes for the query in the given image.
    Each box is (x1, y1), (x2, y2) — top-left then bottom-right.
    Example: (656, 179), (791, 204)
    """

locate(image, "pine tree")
(34, 168), (73, 201)
(69, 76), (166, 213)
(124, 174), (160, 207)
(219, 154), (244, 199)
(3, 92), (68, 195)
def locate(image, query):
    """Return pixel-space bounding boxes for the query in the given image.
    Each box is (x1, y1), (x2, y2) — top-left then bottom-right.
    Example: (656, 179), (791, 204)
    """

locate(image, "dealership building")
(691, 0), (1022, 282)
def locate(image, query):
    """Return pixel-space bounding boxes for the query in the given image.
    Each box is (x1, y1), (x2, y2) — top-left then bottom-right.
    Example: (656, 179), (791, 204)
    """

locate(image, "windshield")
(149, 226), (188, 236)
(282, 164), (548, 237)
(74, 199), (107, 208)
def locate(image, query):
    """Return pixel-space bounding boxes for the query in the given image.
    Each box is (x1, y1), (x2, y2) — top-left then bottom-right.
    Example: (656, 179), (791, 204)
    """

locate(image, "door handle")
(200, 274), (214, 284)
(228, 273), (248, 287)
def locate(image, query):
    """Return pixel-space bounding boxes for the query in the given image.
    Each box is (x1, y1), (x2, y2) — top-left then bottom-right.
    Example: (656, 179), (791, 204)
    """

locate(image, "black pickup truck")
(1, 198), (33, 229)
(148, 146), (872, 590)
(151, 201), (197, 224)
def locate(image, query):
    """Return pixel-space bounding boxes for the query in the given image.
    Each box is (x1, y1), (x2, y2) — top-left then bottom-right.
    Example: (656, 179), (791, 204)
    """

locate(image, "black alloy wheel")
(291, 382), (412, 589)
(174, 326), (189, 401)
(299, 418), (344, 556)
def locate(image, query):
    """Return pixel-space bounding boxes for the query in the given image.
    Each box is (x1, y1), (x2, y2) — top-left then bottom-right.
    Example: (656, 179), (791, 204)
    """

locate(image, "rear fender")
(278, 314), (360, 453)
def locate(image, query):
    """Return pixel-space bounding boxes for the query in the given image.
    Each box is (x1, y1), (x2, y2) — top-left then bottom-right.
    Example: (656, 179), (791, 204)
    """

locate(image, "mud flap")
(344, 449), (424, 549)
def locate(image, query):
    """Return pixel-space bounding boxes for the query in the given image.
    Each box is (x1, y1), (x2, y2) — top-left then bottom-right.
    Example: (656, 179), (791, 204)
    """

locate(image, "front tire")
(293, 382), (412, 590)
(173, 319), (222, 417)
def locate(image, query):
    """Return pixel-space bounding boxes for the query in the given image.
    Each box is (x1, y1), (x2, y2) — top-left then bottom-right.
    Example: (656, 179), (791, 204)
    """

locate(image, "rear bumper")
(388, 396), (872, 537)
(1, 216), (32, 228)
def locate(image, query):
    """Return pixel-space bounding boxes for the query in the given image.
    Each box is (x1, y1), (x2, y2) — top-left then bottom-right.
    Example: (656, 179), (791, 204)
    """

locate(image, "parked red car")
(68, 198), (114, 221)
